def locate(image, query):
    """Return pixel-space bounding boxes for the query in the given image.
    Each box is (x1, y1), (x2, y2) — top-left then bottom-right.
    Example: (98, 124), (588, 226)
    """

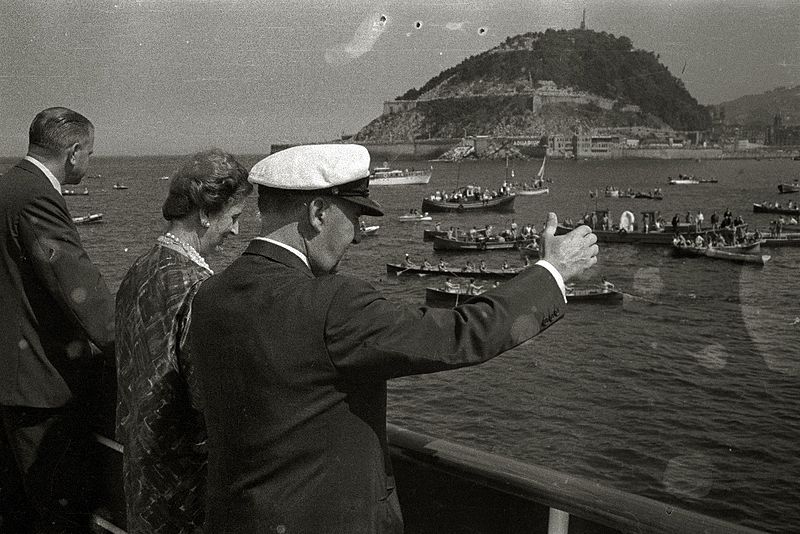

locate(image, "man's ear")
(67, 143), (81, 165)
(307, 197), (330, 232)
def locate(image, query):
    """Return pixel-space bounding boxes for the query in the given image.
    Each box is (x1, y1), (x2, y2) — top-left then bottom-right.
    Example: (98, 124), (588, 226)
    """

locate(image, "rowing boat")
(72, 213), (104, 225)
(672, 244), (770, 265)
(425, 286), (623, 308)
(432, 236), (536, 252)
(386, 263), (524, 280)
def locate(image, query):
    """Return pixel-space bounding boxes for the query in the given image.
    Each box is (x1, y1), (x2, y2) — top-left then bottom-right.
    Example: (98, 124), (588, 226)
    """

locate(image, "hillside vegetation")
(353, 28), (709, 142)
(716, 85), (800, 126)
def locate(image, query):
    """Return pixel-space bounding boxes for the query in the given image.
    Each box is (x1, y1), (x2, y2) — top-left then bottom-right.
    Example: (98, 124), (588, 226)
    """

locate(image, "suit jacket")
(0, 159), (115, 408)
(190, 240), (564, 533)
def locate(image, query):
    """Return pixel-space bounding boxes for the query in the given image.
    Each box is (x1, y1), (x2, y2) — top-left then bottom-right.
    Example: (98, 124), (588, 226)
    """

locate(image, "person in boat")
(438, 259), (448, 271)
(696, 211), (704, 232)
(671, 214), (680, 234)
(434, 221), (442, 232)
(444, 277), (460, 292)
(479, 259), (487, 272)
(188, 144), (599, 534)
(501, 260), (510, 271)
(359, 219), (367, 232)
(694, 234), (705, 247)
(0, 107), (115, 533)
(601, 277), (615, 290)
(422, 258), (433, 269)
(467, 279), (483, 295)
(403, 253), (418, 268)
(462, 261), (474, 273)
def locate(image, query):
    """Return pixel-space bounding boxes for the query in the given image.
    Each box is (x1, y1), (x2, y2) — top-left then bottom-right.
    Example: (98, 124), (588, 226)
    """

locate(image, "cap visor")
(343, 197), (384, 217)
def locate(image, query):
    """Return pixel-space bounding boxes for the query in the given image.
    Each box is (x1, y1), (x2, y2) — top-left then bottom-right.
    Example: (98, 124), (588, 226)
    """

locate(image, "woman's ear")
(199, 209), (211, 229)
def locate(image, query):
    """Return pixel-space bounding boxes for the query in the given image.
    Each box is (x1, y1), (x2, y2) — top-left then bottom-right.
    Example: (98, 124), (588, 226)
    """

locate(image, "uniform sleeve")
(17, 193), (115, 355)
(324, 265), (565, 381)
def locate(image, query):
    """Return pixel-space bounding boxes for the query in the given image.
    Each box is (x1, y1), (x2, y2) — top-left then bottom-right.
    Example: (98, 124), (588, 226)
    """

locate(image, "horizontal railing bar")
(387, 423), (765, 534)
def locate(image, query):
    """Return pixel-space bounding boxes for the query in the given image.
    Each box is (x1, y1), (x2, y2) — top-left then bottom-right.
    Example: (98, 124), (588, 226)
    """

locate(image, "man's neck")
(26, 151), (65, 184)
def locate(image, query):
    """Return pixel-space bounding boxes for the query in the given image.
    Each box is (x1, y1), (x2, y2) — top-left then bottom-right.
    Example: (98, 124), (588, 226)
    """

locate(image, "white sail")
(536, 156), (546, 180)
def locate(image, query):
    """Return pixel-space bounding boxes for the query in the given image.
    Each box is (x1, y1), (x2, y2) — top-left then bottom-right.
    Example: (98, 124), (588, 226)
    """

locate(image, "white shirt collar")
(252, 237), (310, 269)
(23, 156), (62, 195)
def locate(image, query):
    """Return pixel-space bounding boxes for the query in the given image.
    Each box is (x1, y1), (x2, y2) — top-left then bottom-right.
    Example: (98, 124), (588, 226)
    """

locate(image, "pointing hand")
(539, 212), (598, 281)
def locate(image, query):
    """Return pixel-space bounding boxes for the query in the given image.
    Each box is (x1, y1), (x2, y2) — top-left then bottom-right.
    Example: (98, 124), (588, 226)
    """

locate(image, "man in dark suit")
(190, 144), (598, 533)
(0, 107), (115, 533)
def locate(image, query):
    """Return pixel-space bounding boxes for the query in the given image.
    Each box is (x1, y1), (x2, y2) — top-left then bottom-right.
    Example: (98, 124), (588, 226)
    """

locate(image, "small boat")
(113, 183), (129, 190)
(518, 242), (541, 259)
(425, 285), (622, 308)
(752, 203), (800, 216)
(398, 213), (432, 222)
(634, 191), (664, 200)
(159, 175), (170, 180)
(604, 187), (620, 198)
(668, 178), (699, 185)
(778, 182), (800, 194)
(422, 191), (516, 213)
(72, 213), (104, 225)
(360, 225), (379, 237)
(369, 163), (432, 186)
(672, 244), (770, 265)
(432, 236), (536, 252)
(386, 263), (524, 280)
(515, 187), (549, 196)
(513, 157), (549, 196)
(62, 187), (89, 196)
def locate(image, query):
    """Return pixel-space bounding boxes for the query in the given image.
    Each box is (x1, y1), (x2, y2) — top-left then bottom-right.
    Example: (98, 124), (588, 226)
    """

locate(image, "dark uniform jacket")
(190, 239), (564, 533)
(0, 159), (114, 408)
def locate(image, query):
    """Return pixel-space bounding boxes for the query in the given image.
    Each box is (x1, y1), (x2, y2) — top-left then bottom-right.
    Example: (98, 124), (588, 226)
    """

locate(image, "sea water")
(2, 154), (797, 532)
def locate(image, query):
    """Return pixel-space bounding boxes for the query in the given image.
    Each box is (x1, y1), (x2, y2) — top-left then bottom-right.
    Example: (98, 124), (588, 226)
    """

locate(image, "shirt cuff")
(535, 260), (567, 303)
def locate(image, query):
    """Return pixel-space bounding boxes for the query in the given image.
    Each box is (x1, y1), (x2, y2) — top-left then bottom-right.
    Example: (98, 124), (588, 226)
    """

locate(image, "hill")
(715, 85), (800, 127)
(353, 28), (710, 143)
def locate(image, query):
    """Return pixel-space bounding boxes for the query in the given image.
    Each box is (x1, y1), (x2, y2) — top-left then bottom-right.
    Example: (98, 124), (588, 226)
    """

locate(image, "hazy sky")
(1, 0), (798, 156)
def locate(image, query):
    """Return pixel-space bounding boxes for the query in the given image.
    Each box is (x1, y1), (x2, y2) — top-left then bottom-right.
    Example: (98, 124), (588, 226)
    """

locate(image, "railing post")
(547, 508), (570, 534)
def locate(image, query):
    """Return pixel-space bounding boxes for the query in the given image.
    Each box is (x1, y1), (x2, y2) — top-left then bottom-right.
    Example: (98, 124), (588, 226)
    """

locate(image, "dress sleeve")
(18, 193), (115, 355)
(324, 265), (565, 382)
(176, 279), (206, 411)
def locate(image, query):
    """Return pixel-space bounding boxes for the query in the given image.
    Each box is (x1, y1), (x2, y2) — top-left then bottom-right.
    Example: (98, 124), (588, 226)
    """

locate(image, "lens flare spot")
(694, 343), (729, 370)
(633, 267), (664, 299)
(70, 287), (88, 304)
(66, 340), (83, 360)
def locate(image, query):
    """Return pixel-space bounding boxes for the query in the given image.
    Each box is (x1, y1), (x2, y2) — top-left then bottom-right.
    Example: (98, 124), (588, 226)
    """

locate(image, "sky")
(0, 0), (798, 156)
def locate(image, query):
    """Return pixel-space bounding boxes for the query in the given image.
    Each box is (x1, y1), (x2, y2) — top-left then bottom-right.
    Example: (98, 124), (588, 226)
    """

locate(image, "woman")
(115, 149), (252, 533)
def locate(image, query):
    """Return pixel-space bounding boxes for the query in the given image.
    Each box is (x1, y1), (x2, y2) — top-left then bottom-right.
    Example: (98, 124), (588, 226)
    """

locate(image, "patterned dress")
(115, 239), (211, 533)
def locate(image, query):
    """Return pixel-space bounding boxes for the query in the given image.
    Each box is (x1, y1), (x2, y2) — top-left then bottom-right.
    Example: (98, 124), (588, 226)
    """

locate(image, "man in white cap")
(190, 144), (598, 533)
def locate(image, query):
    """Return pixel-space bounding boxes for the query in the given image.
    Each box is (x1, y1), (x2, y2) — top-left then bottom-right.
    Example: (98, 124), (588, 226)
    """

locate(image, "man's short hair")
(29, 107), (93, 154)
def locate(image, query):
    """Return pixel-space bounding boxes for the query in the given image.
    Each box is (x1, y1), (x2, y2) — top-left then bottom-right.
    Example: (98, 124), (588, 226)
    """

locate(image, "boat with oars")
(753, 202), (799, 216)
(433, 235), (537, 252)
(425, 284), (623, 308)
(672, 242), (770, 265)
(778, 181), (799, 194)
(386, 263), (526, 281)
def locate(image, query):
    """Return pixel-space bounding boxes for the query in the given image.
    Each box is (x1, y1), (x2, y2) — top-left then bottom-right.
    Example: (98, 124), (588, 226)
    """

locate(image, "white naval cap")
(249, 144), (383, 216)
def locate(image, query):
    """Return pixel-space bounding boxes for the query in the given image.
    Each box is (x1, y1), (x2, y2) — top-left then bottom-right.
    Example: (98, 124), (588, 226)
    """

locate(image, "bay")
(2, 154), (797, 533)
